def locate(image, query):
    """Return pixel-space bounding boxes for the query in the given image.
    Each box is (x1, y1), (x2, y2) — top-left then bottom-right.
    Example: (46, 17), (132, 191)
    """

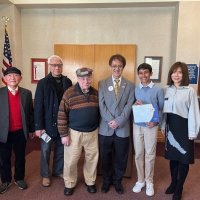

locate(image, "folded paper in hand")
(40, 131), (51, 143)
(132, 104), (159, 123)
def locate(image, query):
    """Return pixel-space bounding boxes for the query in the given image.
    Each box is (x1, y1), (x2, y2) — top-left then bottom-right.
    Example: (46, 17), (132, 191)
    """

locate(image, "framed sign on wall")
(144, 56), (162, 82)
(31, 58), (48, 83)
(187, 64), (198, 84)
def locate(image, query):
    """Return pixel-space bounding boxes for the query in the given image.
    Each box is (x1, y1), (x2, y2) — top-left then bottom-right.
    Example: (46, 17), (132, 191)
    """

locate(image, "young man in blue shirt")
(132, 63), (164, 196)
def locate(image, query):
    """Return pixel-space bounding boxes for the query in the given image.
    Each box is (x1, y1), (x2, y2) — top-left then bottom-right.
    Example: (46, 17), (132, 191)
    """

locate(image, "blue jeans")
(40, 135), (63, 178)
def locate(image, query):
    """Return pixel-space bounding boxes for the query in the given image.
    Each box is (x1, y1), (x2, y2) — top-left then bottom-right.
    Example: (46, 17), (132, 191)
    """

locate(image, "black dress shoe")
(101, 183), (111, 193)
(64, 187), (74, 196)
(114, 183), (124, 194)
(86, 184), (97, 193)
(165, 183), (176, 194)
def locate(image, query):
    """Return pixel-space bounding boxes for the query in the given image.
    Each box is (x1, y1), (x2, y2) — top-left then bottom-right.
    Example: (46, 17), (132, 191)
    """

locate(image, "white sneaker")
(132, 182), (145, 193)
(146, 183), (154, 196)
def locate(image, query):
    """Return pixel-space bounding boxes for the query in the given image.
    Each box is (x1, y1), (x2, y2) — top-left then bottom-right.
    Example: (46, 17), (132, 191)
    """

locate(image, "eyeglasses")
(49, 63), (63, 68)
(111, 65), (123, 69)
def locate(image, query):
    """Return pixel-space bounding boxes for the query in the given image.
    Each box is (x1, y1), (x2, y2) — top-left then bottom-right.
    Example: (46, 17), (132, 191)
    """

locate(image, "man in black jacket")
(34, 55), (72, 187)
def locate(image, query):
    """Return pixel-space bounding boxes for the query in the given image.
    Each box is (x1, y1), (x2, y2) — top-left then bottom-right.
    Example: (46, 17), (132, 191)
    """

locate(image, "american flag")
(2, 25), (12, 84)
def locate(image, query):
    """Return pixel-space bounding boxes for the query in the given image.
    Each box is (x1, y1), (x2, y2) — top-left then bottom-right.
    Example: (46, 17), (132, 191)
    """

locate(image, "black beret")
(3, 67), (21, 76)
(76, 67), (93, 77)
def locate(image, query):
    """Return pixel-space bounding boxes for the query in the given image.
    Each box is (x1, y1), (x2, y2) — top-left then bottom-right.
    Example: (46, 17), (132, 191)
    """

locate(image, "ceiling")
(0, 0), (180, 8)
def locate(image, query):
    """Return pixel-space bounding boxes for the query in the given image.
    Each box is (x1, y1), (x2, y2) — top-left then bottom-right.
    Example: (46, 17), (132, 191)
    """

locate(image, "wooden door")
(93, 45), (136, 88)
(54, 44), (136, 88)
(54, 44), (95, 85)
(54, 44), (136, 177)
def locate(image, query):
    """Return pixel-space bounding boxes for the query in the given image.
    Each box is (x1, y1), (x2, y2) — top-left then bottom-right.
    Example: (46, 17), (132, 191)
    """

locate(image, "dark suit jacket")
(98, 76), (135, 138)
(34, 73), (72, 138)
(0, 86), (34, 143)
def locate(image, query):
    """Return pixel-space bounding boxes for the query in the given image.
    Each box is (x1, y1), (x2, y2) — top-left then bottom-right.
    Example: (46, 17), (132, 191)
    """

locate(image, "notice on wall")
(187, 64), (199, 84)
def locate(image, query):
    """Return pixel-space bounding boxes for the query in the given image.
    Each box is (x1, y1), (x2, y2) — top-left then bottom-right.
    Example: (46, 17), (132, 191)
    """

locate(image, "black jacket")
(34, 73), (72, 137)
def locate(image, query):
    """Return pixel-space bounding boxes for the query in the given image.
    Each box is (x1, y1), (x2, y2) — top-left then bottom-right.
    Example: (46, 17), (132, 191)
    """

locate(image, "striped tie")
(114, 79), (120, 96)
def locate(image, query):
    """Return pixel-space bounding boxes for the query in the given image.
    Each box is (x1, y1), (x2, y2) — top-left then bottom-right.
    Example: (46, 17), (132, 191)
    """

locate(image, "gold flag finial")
(1, 16), (10, 27)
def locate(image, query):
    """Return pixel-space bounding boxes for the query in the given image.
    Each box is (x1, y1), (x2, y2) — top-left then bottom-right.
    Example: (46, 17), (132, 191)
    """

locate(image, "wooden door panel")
(93, 45), (136, 89)
(54, 44), (94, 85)
(54, 44), (136, 177)
(55, 44), (136, 88)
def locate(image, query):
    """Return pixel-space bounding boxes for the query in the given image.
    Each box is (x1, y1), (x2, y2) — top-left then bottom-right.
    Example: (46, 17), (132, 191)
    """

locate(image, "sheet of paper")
(33, 61), (46, 80)
(145, 58), (160, 79)
(132, 104), (159, 123)
(40, 131), (51, 143)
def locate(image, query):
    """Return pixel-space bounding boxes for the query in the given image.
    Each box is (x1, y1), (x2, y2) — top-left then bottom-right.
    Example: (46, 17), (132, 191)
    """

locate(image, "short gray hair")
(47, 55), (63, 65)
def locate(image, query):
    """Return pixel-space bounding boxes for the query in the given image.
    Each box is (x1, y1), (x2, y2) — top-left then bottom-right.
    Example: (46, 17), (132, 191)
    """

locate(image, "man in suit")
(0, 67), (35, 194)
(34, 55), (72, 187)
(98, 54), (135, 194)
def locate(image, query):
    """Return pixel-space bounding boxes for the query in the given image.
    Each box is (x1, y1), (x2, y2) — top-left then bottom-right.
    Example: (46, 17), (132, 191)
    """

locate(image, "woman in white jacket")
(161, 62), (200, 200)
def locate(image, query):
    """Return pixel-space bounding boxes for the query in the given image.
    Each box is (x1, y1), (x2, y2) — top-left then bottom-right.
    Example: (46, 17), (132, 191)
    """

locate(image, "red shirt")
(8, 90), (23, 132)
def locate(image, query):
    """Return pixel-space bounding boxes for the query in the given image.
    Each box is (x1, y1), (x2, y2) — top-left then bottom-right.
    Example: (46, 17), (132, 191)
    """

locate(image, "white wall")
(176, 1), (200, 91)
(0, 5), (22, 87)
(0, 4), (14, 87)
(21, 6), (176, 95)
(2, 2), (200, 95)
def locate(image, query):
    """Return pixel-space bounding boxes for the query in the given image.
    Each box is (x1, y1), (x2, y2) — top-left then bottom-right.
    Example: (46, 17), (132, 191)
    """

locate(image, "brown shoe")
(42, 177), (51, 187)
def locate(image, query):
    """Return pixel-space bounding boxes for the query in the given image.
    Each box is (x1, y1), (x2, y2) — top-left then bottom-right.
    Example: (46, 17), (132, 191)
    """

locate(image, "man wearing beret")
(58, 67), (99, 196)
(98, 54), (135, 194)
(34, 55), (72, 187)
(0, 67), (35, 194)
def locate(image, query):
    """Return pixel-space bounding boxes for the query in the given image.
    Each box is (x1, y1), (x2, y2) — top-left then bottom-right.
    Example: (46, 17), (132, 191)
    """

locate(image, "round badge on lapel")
(108, 86), (113, 91)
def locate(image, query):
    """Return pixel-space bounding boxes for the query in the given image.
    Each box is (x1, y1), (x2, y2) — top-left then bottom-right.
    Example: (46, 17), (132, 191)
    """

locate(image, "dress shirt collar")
(8, 86), (19, 94)
(168, 85), (190, 89)
(139, 81), (154, 89)
(112, 76), (122, 86)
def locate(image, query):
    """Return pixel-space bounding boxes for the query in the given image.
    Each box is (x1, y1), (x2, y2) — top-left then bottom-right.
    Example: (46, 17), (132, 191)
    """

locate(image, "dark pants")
(99, 134), (129, 185)
(0, 156), (2, 178)
(40, 134), (64, 177)
(0, 129), (26, 183)
(169, 160), (189, 195)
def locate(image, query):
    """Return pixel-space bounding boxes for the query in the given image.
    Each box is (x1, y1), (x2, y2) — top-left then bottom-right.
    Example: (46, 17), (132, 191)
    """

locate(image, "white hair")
(47, 55), (63, 65)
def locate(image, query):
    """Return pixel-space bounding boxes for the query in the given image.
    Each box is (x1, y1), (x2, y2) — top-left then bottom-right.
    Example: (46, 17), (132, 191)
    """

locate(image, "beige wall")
(0, 4), (21, 86)
(176, 1), (200, 91)
(20, 6), (176, 94)
(0, 2), (200, 95)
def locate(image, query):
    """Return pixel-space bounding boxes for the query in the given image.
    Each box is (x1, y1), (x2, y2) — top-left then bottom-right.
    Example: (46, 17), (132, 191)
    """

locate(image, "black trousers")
(169, 160), (189, 195)
(0, 129), (26, 183)
(99, 134), (129, 185)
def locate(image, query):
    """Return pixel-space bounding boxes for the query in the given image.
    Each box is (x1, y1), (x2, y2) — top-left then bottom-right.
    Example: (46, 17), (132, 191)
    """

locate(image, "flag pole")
(1, 16), (12, 85)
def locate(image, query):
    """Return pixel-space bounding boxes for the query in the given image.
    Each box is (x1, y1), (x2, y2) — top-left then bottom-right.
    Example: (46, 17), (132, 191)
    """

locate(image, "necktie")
(114, 79), (120, 96)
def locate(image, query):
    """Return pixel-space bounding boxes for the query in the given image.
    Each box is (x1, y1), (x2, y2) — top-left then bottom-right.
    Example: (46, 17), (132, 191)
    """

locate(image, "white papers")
(40, 131), (51, 143)
(132, 104), (158, 123)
